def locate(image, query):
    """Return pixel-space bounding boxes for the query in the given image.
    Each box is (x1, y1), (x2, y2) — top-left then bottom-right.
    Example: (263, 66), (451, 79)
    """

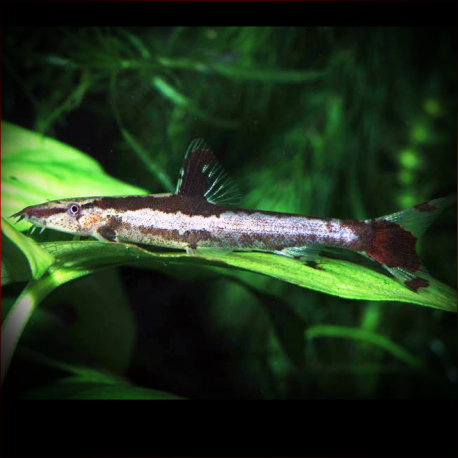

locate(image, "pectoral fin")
(94, 225), (118, 242)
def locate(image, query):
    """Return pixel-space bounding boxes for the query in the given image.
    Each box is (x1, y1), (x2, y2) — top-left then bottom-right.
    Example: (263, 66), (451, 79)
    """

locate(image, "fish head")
(11, 198), (106, 236)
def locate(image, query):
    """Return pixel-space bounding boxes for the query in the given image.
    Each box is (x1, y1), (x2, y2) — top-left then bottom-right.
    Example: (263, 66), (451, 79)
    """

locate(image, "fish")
(11, 139), (455, 292)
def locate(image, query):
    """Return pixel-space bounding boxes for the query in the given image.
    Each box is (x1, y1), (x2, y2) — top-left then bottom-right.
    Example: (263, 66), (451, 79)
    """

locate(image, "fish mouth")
(10, 208), (46, 227)
(10, 209), (49, 235)
(10, 209), (29, 222)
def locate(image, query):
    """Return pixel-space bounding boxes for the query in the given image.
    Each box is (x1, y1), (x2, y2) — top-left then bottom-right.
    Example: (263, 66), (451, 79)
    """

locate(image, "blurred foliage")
(1, 26), (456, 399)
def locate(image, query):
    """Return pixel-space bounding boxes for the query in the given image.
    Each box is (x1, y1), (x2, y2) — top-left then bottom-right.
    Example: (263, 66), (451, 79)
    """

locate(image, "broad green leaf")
(1, 121), (147, 230)
(41, 240), (456, 312)
(305, 325), (424, 372)
(1, 217), (54, 284)
(1, 236), (33, 286)
(1, 120), (102, 169)
(0, 223), (133, 384)
(5, 270), (136, 376)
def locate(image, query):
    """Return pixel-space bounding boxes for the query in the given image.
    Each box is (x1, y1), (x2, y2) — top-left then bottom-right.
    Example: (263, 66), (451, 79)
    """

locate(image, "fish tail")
(364, 196), (456, 292)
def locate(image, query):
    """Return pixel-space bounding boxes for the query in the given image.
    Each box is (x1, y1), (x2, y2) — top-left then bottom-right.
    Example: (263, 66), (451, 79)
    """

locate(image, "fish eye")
(68, 203), (81, 216)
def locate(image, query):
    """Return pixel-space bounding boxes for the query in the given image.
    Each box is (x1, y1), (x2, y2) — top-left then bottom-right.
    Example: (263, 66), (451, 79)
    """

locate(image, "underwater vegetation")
(1, 27), (456, 399)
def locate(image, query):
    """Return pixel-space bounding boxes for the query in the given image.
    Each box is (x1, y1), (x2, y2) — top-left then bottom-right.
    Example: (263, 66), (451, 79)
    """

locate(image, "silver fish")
(12, 139), (454, 292)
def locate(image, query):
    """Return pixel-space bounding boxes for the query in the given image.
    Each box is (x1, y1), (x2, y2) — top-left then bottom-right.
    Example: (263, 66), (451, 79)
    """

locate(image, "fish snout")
(10, 204), (63, 224)
(10, 207), (31, 222)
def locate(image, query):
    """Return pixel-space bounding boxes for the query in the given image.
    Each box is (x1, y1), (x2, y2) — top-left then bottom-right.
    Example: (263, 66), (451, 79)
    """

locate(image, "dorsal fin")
(176, 139), (241, 206)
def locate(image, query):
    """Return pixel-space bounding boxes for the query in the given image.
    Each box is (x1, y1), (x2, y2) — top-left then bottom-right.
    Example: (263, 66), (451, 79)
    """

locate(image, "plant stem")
(1, 268), (92, 385)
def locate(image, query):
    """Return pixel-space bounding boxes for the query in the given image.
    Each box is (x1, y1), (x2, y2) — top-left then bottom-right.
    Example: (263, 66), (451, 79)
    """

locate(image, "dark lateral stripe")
(101, 194), (231, 217)
(96, 195), (230, 217)
(95, 194), (359, 223)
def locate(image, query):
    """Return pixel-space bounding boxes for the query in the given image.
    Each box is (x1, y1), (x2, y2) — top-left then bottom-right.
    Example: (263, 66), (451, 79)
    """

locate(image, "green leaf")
(41, 240), (456, 312)
(0, 224), (135, 383)
(1, 267), (93, 386)
(15, 352), (183, 399)
(305, 325), (424, 372)
(44, 270), (136, 374)
(1, 120), (147, 231)
(5, 270), (136, 376)
(1, 217), (54, 285)
(1, 236), (33, 286)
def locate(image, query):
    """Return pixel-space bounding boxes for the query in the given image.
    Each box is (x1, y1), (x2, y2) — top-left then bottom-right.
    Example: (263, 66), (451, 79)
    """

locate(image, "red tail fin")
(366, 220), (421, 271)
(365, 196), (455, 292)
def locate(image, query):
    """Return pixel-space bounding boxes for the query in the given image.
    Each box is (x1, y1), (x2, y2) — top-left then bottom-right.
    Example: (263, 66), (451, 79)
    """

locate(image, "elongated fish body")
(12, 139), (454, 292)
(52, 193), (370, 252)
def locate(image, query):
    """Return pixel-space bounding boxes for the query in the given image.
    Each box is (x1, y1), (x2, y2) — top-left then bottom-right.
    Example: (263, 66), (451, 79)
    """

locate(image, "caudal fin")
(364, 196), (455, 292)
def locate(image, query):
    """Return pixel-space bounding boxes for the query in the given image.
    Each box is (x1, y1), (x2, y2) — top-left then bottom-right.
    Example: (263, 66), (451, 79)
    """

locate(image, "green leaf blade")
(306, 325), (424, 372)
(1, 217), (54, 283)
(1, 121), (148, 229)
(39, 240), (457, 312)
